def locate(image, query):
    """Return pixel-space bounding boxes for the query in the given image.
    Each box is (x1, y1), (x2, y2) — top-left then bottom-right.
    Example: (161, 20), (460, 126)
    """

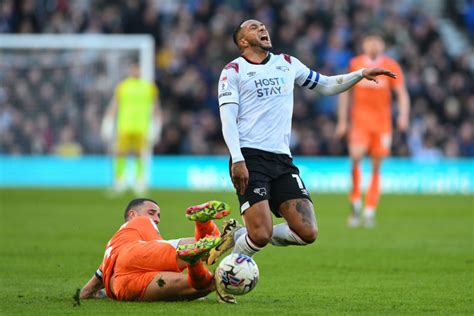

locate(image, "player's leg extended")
(113, 239), (216, 301)
(177, 236), (221, 290)
(276, 198), (318, 245)
(172, 238), (218, 291)
(186, 201), (231, 222)
(195, 221), (219, 240)
(212, 152), (273, 260)
(176, 236), (221, 265)
(185, 201), (231, 239)
(141, 271), (214, 301)
(231, 200), (273, 257)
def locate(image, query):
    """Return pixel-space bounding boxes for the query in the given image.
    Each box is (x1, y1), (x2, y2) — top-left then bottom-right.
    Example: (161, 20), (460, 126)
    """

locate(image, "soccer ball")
(215, 253), (259, 295)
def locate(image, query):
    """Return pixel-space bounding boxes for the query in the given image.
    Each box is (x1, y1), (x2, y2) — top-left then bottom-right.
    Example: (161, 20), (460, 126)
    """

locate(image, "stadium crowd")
(1, 0), (473, 157)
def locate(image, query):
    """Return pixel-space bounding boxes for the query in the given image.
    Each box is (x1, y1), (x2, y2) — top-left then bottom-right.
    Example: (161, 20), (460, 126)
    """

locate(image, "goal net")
(0, 34), (154, 155)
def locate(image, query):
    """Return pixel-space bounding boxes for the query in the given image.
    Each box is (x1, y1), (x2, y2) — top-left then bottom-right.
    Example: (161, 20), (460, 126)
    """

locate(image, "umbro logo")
(253, 188), (267, 196)
(276, 66), (289, 72)
(247, 71), (256, 77)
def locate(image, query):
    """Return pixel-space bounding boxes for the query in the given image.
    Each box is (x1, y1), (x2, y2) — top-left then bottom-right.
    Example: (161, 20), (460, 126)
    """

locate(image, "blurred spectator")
(0, 0), (473, 158)
(54, 125), (83, 157)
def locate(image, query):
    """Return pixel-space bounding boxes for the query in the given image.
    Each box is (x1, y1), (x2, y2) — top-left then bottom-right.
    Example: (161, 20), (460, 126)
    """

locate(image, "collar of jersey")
(241, 53), (271, 65)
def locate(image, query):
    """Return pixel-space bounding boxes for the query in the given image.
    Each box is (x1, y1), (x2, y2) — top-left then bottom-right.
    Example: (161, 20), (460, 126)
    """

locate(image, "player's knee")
(299, 224), (318, 244)
(308, 225), (318, 243)
(248, 227), (272, 247)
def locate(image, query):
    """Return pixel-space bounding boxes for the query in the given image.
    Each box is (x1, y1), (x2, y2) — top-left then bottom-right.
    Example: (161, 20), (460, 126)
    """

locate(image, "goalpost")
(0, 34), (154, 80)
(0, 34), (155, 188)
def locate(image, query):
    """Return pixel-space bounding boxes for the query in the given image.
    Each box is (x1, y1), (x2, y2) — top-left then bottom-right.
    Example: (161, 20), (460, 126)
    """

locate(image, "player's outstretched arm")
(314, 68), (396, 96)
(80, 274), (105, 299)
(361, 68), (397, 83)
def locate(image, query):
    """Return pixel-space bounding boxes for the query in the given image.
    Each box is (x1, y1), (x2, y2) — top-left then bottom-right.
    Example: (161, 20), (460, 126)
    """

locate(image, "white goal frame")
(0, 34), (155, 81)
(0, 34), (156, 188)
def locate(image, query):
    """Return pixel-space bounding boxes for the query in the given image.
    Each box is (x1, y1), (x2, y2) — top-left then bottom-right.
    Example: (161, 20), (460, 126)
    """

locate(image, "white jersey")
(218, 53), (319, 156)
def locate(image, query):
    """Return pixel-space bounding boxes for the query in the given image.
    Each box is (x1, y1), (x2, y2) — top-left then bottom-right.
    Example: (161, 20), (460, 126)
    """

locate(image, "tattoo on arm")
(157, 275), (166, 288)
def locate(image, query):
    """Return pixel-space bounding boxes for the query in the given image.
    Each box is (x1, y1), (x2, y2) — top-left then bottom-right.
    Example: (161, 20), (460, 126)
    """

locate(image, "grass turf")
(0, 189), (472, 315)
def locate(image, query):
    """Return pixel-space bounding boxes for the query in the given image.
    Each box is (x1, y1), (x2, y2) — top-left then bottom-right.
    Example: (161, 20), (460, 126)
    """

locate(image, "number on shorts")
(292, 174), (304, 189)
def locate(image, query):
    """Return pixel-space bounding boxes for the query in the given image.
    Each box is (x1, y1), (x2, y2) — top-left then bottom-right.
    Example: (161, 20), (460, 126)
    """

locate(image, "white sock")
(352, 199), (362, 215)
(232, 233), (264, 257)
(364, 207), (375, 218)
(269, 223), (308, 246)
(233, 227), (246, 241)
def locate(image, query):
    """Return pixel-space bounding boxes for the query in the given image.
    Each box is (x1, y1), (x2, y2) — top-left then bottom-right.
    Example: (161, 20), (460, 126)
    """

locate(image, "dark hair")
(124, 198), (158, 221)
(364, 29), (385, 41)
(232, 20), (246, 47)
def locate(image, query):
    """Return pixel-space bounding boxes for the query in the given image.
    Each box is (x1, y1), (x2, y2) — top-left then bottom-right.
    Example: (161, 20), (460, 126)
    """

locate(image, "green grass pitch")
(0, 189), (472, 314)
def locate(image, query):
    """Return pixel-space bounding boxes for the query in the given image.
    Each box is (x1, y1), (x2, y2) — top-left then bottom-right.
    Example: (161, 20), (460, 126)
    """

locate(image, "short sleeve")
(293, 56), (321, 90)
(218, 63), (240, 106)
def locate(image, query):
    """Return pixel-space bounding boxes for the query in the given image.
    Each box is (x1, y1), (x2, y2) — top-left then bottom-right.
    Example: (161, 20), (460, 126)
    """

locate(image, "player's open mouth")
(260, 35), (270, 43)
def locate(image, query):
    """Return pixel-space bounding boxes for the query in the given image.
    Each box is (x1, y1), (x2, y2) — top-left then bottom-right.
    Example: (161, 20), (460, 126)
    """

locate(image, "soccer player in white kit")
(212, 19), (397, 264)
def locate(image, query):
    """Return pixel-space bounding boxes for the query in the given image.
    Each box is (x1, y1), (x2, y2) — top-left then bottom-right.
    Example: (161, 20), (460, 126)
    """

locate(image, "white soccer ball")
(215, 253), (259, 295)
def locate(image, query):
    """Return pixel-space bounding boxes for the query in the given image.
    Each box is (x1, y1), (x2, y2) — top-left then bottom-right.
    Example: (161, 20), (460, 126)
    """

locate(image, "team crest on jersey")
(276, 65), (289, 72)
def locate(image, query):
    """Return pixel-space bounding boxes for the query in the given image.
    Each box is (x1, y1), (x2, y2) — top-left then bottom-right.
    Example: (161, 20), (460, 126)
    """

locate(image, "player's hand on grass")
(231, 161), (249, 195)
(362, 68), (396, 83)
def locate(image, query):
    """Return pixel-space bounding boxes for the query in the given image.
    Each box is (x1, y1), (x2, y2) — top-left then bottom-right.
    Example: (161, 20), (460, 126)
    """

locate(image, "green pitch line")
(0, 189), (472, 314)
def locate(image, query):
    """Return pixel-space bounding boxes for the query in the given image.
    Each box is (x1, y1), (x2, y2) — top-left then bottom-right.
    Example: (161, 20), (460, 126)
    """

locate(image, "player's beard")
(249, 38), (272, 51)
(261, 43), (272, 51)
